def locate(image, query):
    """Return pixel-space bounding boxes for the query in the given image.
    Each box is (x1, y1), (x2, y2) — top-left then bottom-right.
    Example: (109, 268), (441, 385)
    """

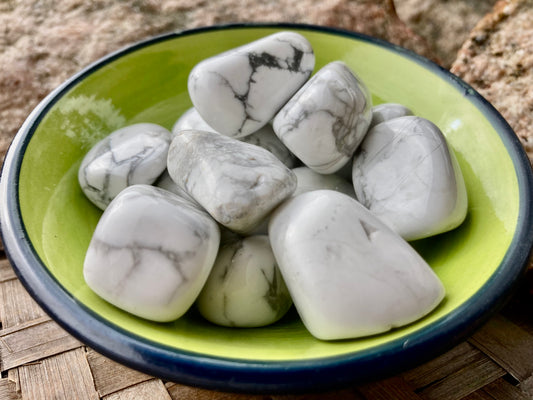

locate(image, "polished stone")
(172, 107), (215, 133)
(268, 190), (445, 340)
(172, 107), (297, 168)
(167, 129), (296, 233)
(292, 166), (356, 198)
(352, 116), (468, 241)
(273, 61), (372, 174)
(154, 169), (201, 208)
(188, 31), (315, 138)
(240, 124), (297, 168)
(369, 102), (413, 129)
(83, 184), (220, 322)
(197, 235), (292, 327)
(78, 123), (170, 210)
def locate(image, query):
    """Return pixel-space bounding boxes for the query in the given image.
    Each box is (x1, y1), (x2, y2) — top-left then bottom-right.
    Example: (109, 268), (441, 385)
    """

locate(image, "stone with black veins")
(269, 189), (445, 340)
(172, 107), (297, 168)
(196, 235), (292, 328)
(78, 123), (171, 210)
(188, 31), (315, 138)
(167, 129), (296, 233)
(83, 184), (221, 322)
(273, 61), (372, 174)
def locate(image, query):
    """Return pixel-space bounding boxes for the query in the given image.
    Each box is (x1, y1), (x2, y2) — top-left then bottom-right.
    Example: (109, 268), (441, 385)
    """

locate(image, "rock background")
(451, 0), (533, 163)
(0, 0), (531, 164)
(0, 0), (432, 165)
(395, 0), (498, 66)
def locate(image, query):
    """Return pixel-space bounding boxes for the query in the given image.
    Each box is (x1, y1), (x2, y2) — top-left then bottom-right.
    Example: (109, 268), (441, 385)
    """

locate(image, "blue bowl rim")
(1, 22), (533, 393)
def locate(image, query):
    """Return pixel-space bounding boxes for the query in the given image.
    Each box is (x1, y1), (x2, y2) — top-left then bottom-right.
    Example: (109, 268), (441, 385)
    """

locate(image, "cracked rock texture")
(1, 0), (532, 169)
(395, 0), (498, 67)
(451, 0), (533, 165)
(0, 0), (435, 165)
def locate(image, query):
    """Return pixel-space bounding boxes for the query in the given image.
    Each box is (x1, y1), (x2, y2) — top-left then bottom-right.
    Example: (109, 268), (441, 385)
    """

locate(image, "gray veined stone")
(167, 129), (297, 234)
(154, 169), (202, 208)
(197, 235), (292, 327)
(273, 61), (372, 174)
(291, 166), (356, 198)
(78, 123), (171, 210)
(268, 190), (445, 340)
(188, 31), (315, 138)
(172, 107), (297, 168)
(352, 116), (468, 241)
(369, 102), (414, 129)
(240, 123), (298, 169)
(172, 107), (216, 134)
(83, 184), (221, 322)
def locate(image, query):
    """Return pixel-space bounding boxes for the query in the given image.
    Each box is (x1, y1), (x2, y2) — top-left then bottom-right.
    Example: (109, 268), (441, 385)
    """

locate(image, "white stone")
(197, 235), (292, 327)
(240, 124), (297, 168)
(369, 102), (413, 129)
(172, 107), (215, 133)
(83, 184), (220, 322)
(268, 190), (445, 340)
(78, 123), (171, 210)
(154, 169), (201, 208)
(188, 31), (315, 138)
(172, 107), (297, 168)
(352, 116), (468, 241)
(167, 130), (296, 233)
(292, 166), (356, 198)
(273, 61), (372, 174)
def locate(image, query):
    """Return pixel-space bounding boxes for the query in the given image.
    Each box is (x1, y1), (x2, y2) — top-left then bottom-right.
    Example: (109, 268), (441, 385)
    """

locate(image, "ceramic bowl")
(1, 24), (532, 393)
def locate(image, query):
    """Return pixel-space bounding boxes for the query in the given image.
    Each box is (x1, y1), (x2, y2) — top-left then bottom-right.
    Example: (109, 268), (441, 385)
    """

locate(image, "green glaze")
(18, 27), (519, 361)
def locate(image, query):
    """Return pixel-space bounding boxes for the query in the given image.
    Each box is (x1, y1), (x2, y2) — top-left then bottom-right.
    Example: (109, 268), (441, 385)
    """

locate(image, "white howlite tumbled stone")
(292, 167), (356, 198)
(154, 169), (201, 208)
(78, 123), (171, 210)
(369, 103), (414, 129)
(83, 185), (221, 322)
(269, 190), (445, 341)
(172, 107), (215, 134)
(167, 130), (297, 233)
(188, 32), (315, 138)
(240, 124), (297, 169)
(197, 235), (292, 328)
(172, 107), (297, 168)
(273, 61), (372, 174)
(352, 116), (468, 241)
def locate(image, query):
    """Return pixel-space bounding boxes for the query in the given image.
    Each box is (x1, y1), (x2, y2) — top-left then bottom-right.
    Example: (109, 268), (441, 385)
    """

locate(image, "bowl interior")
(17, 27), (520, 361)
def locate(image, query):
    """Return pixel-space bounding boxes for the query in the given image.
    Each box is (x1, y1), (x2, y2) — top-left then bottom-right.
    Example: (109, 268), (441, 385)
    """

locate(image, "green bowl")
(1, 24), (532, 393)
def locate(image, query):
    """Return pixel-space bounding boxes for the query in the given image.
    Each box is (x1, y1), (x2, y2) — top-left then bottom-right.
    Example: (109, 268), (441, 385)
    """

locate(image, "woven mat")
(1, 251), (533, 399)
(2, 1), (533, 398)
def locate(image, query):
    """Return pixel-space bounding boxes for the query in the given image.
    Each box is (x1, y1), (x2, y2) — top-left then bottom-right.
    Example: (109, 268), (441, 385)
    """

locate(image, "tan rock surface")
(451, 0), (533, 164)
(0, 0), (435, 165)
(395, 0), (498, 67)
